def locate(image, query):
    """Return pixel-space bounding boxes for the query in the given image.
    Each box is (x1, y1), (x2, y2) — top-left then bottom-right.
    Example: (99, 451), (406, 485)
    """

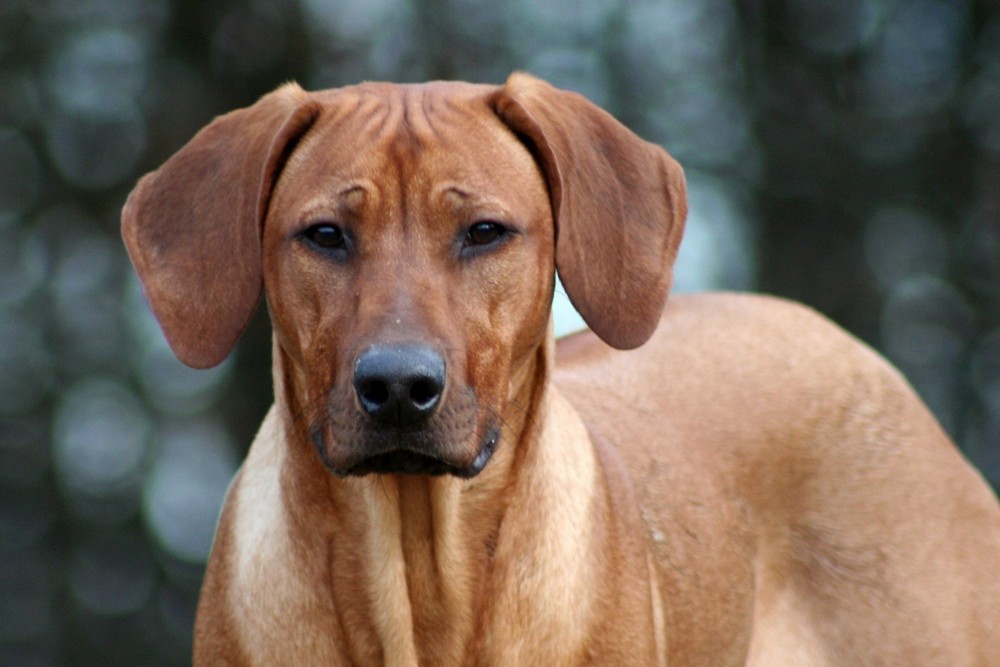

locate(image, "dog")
(122, 72), (1000, 665)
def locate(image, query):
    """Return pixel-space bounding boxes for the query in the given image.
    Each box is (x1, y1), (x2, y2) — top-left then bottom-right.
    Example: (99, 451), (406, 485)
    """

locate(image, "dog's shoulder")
(552, 290), (991, 522)
(555, 291), (879, 397)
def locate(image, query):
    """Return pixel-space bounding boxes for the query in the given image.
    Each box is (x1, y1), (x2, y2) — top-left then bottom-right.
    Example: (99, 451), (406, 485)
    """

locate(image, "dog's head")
(122, 73), (686, 478)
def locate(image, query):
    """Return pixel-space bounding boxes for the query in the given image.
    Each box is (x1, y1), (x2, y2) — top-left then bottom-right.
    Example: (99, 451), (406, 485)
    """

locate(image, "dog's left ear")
(492, 72), (687, 349)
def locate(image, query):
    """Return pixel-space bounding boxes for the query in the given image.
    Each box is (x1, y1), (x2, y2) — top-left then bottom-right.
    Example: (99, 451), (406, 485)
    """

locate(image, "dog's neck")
(267, 331), (608, 664)
(262, 332), (594, 665)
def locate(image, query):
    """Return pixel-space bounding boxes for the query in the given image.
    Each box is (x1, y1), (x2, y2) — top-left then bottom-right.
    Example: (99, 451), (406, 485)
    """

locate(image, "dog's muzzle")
(311, 343), (497, 478)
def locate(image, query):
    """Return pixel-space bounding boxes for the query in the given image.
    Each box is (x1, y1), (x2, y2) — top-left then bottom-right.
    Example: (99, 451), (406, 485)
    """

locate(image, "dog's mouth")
(314, 426), (499, 479)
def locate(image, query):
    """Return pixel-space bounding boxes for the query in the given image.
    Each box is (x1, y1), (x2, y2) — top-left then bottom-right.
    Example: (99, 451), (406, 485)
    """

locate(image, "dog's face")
(262, 84), (554, 476)
(121, 74), (686, 479)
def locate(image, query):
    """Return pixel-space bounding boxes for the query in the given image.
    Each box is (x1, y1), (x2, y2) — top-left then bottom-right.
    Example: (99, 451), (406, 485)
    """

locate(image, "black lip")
(326, 426), (499, 479)
(345, 450), (467, 477)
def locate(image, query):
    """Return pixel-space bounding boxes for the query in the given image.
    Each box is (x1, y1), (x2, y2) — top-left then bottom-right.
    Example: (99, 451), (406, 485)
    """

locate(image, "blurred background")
(1, 0), (998, 664)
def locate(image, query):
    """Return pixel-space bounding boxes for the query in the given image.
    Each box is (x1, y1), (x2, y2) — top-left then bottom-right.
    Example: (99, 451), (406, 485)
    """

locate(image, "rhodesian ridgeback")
(122, 73), (1000, 665)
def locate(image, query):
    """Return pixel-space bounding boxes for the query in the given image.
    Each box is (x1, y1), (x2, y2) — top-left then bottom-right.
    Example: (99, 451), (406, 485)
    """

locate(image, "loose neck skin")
(273, 332), (600, 665)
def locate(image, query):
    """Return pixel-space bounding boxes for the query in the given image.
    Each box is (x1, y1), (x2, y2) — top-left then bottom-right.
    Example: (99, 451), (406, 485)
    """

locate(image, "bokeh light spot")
(526, 49), (609, 108)
(861, 0), (968, 119)
(0, 225), (48, 307)
(53, 378), (150, 521)
(45, 104), (147, 189)
(673, 173), (757, 293)
(44, 28), (148, 114)
(863, 205), (948, 291)
(143, 419), (238, 564)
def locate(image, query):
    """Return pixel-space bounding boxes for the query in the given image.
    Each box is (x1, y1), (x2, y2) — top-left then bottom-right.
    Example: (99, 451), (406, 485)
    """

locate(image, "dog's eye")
(302, 223), (346, 251)
(465, 221), (506, 248)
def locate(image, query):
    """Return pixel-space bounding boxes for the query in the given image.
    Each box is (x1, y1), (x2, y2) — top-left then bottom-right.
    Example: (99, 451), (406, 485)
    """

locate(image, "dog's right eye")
(301, 223), (348, 255)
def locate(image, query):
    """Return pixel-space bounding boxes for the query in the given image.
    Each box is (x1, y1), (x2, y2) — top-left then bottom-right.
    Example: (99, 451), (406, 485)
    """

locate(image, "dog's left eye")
(304, 223), (345, 248)
(464, 221), (506, 248)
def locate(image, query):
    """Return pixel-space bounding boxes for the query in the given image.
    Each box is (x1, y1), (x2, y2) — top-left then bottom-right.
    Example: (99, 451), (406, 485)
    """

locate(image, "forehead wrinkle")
(417, 88), (454, 145)
(292, 181), (370, 222)
(393, 86), (441, 148)
(283, 96), (389, 181)
(298, 85), (535, 241)
(438, 185), (511, 217)
(397, 85), (485, 149)
(338, 183), (366, 199)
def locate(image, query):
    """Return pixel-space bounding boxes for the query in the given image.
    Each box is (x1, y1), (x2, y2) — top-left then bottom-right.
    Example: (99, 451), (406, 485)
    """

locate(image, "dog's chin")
(320, 428), (499, 479)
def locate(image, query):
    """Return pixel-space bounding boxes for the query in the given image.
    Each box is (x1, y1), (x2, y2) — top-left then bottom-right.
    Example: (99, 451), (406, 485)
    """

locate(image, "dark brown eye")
(303, 223), (345, 250)
(465, 221), (505, 247)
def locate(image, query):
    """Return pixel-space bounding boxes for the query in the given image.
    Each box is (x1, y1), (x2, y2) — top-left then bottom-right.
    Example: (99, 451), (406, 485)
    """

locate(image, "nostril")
(359, 380), (390, 408)
(409, 379), (440, 410)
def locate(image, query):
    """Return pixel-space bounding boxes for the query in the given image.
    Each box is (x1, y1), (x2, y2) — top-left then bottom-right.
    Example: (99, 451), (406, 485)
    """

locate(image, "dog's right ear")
(491, 73), (687, 350)
(122, 84), (319, 369)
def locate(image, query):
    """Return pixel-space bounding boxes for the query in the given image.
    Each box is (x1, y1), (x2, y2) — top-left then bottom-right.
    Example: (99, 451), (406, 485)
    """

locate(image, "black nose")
(353, 344), (446, 428)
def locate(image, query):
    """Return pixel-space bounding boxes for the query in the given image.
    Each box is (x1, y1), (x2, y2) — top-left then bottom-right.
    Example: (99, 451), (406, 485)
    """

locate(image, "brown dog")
(122, 73), (1000, 666)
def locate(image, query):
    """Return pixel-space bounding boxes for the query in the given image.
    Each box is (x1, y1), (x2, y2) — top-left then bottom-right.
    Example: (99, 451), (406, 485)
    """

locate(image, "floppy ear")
(491, 72), (687, 349)
(122, 84), (320, 368)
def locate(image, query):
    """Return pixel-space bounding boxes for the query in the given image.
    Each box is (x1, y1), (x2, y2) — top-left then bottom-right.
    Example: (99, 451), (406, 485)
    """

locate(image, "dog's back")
(556, 292), (1000, 666)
